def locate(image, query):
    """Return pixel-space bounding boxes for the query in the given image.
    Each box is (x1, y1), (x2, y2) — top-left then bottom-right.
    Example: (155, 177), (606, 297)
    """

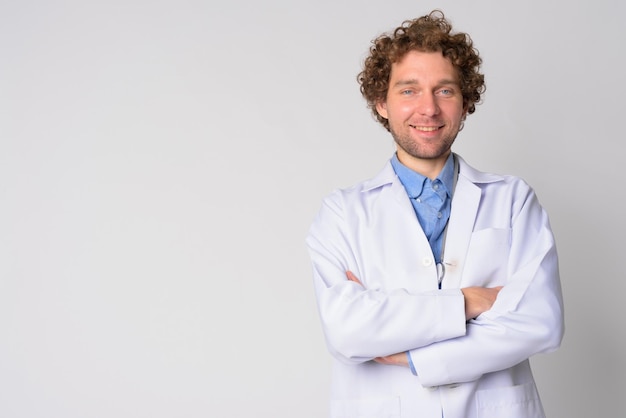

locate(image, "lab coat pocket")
(462, 228), (511, 286)
(330, 396), (401, 418)
(476, 382), (544, 418)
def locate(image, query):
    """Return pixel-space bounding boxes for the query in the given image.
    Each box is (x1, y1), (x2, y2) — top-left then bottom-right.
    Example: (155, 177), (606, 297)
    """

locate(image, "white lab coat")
(306, 154), (564, 418)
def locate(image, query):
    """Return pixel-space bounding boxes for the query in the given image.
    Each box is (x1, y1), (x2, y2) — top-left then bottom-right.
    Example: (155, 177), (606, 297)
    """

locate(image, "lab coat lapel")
(387, 173), (440, 289)
(364, 163), (438, 287)
(440, 167), (481, 289)
(381, 164), (434, 253)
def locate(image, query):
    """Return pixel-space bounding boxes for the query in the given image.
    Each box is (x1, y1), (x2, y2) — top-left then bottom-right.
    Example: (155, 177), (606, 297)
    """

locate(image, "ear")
(456, 107), (467, 126)
(376, 101), (389, 119)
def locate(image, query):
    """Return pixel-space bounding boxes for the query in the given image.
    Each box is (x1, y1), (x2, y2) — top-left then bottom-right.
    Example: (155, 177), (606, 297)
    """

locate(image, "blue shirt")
(390, 153), (456, 264)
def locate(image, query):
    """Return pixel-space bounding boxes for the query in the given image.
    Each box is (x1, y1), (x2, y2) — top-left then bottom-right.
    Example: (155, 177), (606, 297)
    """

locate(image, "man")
(306, 10), (564, 418)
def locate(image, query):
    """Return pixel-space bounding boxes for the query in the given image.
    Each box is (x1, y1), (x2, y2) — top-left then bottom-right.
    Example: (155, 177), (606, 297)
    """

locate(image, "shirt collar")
(390, 153), (456, 199)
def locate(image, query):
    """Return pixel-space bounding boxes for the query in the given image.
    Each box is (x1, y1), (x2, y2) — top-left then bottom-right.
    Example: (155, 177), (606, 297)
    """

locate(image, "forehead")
(391, 50), (460, 83)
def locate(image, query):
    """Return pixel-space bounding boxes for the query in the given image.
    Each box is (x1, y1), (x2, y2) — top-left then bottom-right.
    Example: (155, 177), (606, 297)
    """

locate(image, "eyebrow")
(392, 78), (459, 88)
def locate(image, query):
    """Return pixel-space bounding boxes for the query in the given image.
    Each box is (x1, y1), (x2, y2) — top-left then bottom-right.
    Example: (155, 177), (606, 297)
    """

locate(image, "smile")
(410, 125), (441, 132)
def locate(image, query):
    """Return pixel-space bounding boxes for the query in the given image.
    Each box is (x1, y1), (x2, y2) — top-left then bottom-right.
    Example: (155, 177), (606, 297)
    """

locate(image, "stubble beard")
(389, 123), (458, 161)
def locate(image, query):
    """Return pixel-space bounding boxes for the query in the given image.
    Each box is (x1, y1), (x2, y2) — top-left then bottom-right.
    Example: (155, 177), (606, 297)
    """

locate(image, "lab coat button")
(422, 257), (433, 267)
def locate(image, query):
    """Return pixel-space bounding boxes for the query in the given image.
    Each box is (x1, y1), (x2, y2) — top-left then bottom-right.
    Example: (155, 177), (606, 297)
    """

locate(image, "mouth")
(409, 124), (443, 132)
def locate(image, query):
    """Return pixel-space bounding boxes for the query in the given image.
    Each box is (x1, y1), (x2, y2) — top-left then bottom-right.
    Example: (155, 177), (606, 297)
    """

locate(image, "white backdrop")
(1, 1), (624, 417)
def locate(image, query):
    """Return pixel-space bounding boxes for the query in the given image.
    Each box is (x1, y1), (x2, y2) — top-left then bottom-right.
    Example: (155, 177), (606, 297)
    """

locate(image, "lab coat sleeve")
(306, 190), (467, 365)
(408, 185), (564, 387)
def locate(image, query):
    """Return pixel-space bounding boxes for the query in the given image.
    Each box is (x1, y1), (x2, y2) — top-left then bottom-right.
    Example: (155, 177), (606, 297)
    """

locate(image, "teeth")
(411, 126), (439, 132)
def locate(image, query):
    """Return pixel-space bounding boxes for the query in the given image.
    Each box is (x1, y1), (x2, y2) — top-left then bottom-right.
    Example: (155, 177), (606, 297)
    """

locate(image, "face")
(376, 50), (467, 174)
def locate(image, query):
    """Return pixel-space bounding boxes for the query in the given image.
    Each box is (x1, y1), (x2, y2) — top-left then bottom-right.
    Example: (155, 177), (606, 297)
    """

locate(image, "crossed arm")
(346, 270), (502, 368)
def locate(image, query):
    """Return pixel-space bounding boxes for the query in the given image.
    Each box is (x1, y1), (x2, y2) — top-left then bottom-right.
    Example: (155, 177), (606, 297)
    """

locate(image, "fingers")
(461, 286), (502, 321)
(373, 352), (409, 367)
(346, 270), (363, 285)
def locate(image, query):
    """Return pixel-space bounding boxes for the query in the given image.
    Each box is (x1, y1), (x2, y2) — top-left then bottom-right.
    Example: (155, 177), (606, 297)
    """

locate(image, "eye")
(401, 89), (414, 96)
(439, 88), (452, 95)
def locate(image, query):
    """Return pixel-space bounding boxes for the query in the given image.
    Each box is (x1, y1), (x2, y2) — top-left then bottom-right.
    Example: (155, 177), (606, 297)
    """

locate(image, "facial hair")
(388, 121), (461, 161)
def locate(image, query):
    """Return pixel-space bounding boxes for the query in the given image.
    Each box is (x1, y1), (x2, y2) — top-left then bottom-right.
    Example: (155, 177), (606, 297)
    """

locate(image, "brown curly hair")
(358, 10), (485, 131)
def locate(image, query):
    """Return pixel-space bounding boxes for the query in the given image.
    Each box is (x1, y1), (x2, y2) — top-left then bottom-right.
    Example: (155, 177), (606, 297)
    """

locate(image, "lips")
(409, 124), (442, 132)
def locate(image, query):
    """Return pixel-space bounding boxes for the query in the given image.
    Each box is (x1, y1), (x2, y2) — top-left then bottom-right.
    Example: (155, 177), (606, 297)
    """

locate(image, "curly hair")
(358, 10), (485, 131)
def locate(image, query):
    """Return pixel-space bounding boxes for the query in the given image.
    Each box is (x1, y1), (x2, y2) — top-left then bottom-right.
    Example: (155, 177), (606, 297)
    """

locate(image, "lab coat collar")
(361, 153), (505, 193)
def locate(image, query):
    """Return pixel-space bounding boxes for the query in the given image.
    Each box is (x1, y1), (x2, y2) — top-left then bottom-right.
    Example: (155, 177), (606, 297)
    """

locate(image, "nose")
(417, 93), (439, 117)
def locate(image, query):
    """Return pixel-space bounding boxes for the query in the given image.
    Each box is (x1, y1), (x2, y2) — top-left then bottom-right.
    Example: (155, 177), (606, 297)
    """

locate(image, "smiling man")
(306, 10), (564, 418)
(378, 50), (466, 176)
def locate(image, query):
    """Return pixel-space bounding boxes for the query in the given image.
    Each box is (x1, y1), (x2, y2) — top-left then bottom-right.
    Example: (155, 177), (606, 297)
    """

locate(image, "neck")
(396, 150), (451, 180)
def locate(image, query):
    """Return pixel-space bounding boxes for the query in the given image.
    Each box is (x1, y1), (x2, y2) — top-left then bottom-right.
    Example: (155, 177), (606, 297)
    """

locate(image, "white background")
(1, 1), (624, 417)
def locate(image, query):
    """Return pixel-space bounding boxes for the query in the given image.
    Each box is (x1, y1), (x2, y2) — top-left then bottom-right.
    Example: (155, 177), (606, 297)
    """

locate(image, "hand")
(461, 286), (503, 320)
(374, 352), (409, 368)
(346, 270), (363, 286)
